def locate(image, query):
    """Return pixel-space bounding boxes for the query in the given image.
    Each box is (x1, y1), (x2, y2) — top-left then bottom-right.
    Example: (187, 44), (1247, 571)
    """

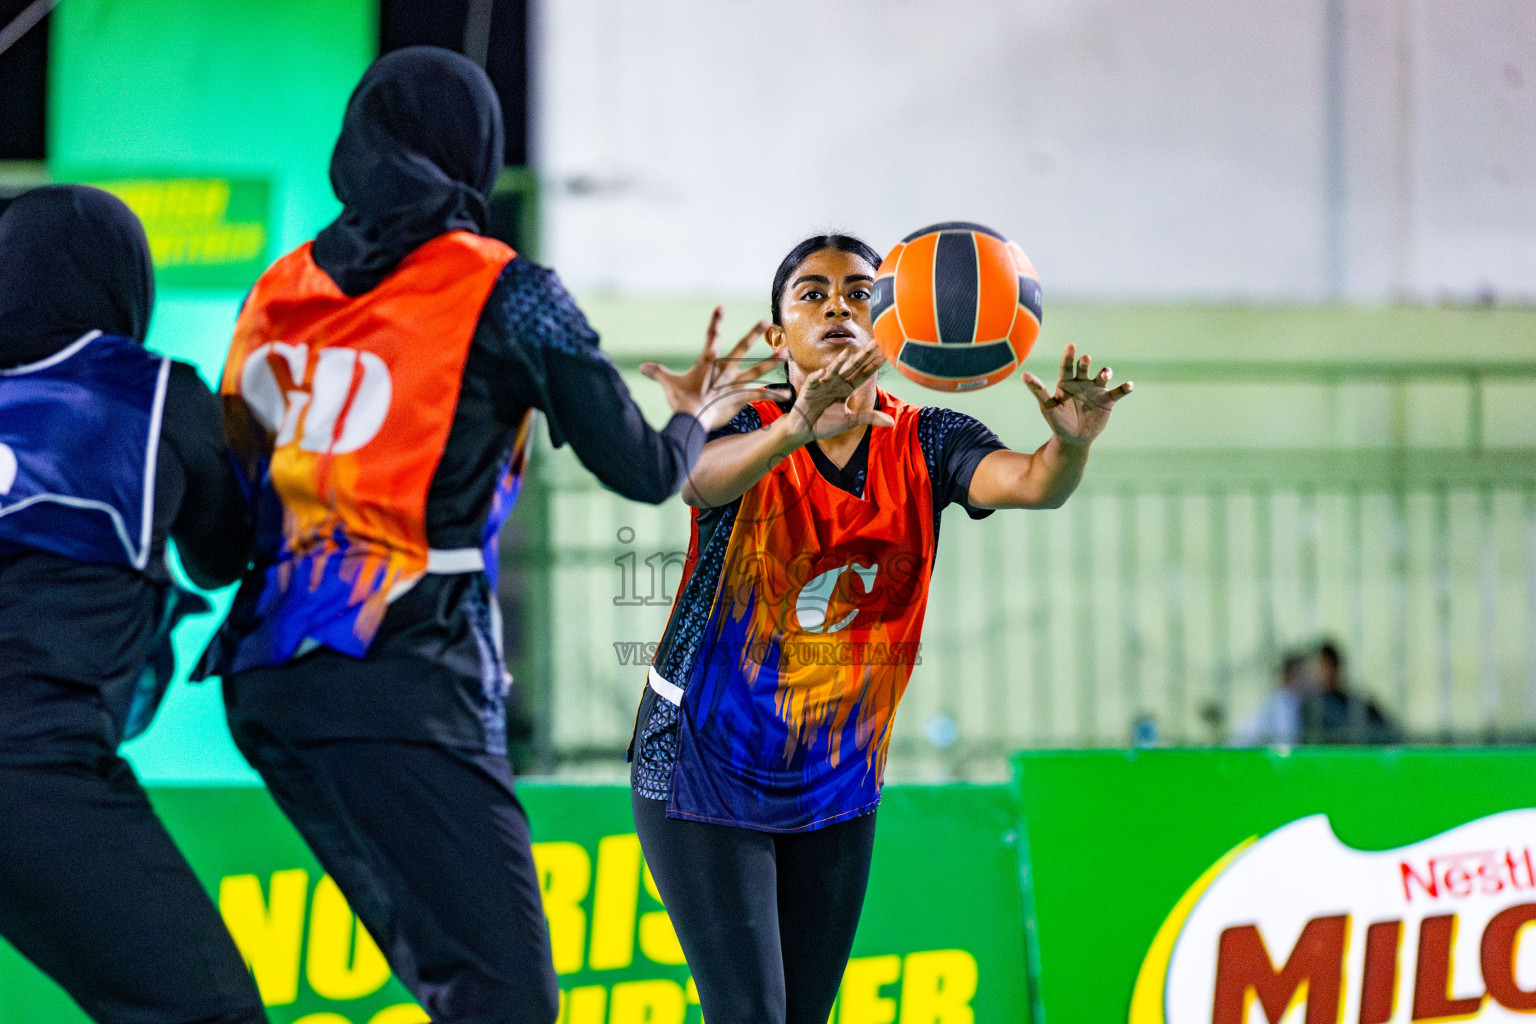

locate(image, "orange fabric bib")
(220, 231), (514, 662)
(668, 390), (937, 830)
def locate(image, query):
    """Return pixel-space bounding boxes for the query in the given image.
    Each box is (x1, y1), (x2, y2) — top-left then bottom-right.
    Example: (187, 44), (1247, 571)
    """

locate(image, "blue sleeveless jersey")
(0, 331), (197, 741)
(0, 330), (170, 570)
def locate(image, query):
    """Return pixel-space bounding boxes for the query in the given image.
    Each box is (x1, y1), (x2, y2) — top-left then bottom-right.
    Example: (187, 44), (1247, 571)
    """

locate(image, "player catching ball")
(631, 233), (1132, 1024)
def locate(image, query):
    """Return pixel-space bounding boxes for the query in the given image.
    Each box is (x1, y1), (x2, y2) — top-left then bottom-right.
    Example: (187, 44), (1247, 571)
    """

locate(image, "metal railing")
(500, 357), (1536, 777)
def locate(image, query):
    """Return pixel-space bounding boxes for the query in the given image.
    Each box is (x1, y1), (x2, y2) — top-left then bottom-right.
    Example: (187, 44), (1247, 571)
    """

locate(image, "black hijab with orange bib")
(312, 45), (505, 297)
(214, 46), (523, 671)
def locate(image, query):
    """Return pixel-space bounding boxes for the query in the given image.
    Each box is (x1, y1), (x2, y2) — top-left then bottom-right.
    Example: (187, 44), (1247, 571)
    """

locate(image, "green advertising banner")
(64, 175), (273, 288)
(0, 784), (1029, 1024)
(1013, 748), (1536, 1024)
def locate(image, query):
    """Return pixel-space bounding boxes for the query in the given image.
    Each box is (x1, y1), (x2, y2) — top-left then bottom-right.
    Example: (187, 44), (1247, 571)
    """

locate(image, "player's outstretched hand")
(787, 338), (894, 441)
(641, 307), (784, 433)
(1022, 343), (1133, 448)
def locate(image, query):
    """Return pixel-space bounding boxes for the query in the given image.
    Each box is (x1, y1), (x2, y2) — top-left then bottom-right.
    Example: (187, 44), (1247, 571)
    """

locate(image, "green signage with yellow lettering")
(71, 175), (273, 289)
(0, 784), (1030, 1024)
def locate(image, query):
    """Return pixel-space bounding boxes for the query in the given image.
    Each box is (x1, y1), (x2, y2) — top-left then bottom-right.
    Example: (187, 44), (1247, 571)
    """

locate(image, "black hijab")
(312, 46), (505, 297)
(0, 184), (154, 368)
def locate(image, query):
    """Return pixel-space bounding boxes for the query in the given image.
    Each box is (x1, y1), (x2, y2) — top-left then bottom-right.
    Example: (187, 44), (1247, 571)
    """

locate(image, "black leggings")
(632, 792), (877, 1024)
(230, 724), (560, 1024)
(0, 756), (267, 1024)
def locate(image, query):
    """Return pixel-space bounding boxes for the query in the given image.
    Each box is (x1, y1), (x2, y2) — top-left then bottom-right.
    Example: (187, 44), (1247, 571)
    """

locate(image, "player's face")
(769, 248), (877, 373)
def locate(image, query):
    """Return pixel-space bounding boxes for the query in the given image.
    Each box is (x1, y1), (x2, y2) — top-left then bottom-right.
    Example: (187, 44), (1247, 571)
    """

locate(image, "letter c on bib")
(793, 561), (878, 634)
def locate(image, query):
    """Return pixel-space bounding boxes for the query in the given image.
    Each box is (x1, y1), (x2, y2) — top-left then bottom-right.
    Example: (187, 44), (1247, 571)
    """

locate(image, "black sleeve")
(159, 362), (254, 588)
(470, 257), (703, 505)
(918, 406), (1009, 522)
(686, 403), (768, 532)
(706, 400), (773, 443)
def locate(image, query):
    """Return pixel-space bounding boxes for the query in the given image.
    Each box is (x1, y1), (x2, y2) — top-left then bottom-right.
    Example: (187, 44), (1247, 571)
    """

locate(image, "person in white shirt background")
(1232, 651), (1315, 747)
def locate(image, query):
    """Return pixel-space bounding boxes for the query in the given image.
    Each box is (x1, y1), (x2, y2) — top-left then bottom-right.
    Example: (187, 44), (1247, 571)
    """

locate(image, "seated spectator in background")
(1231, 652), (1313, 746)
(1301, 639), (1401, 745)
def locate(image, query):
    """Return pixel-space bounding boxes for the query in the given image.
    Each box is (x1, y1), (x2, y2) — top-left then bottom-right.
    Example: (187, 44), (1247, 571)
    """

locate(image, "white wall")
(535, 0), (1536, 303)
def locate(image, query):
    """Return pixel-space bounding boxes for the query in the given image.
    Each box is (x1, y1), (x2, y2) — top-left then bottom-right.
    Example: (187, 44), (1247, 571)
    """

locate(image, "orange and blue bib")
(217, 231), (517, 671)
(655, 391), (937, 831)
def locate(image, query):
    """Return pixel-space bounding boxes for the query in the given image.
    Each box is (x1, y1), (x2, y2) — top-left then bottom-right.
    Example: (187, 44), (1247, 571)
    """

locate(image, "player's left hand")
(1022, 343), (1133, 448)
(641, 306), (784, 433)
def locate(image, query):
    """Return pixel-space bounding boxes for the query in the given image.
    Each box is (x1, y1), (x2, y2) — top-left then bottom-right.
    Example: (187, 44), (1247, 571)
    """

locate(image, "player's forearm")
(970, 435), (1090, 510)
(681, 417), (809, 508)
(1027, 435), (1091, 508)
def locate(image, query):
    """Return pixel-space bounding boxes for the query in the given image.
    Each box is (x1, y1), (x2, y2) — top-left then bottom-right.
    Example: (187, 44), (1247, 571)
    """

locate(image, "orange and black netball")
(871, 221), (1042, 392)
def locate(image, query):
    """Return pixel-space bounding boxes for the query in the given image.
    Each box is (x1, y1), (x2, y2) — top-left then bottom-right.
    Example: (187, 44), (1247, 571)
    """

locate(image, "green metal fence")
(500, 352), (1536, 777)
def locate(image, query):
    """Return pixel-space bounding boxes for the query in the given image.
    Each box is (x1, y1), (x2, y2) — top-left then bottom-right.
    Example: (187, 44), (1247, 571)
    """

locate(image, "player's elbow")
(989, 483), (1068, 511)
(977, 475), (1066, 510)
(1015, 479), (1075, 510)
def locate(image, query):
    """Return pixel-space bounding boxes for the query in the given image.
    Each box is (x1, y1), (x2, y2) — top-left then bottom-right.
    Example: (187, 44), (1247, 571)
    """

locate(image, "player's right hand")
(786, 337), (893, 442)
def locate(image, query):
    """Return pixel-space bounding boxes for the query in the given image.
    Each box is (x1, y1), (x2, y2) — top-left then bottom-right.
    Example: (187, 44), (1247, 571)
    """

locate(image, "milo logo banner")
(1136, 812), (1536, 1023)
(1014, 749), (1536, 1024)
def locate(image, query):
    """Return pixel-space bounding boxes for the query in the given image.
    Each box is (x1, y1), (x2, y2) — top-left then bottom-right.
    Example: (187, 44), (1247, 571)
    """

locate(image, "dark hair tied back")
(770, 234), (884, 325)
